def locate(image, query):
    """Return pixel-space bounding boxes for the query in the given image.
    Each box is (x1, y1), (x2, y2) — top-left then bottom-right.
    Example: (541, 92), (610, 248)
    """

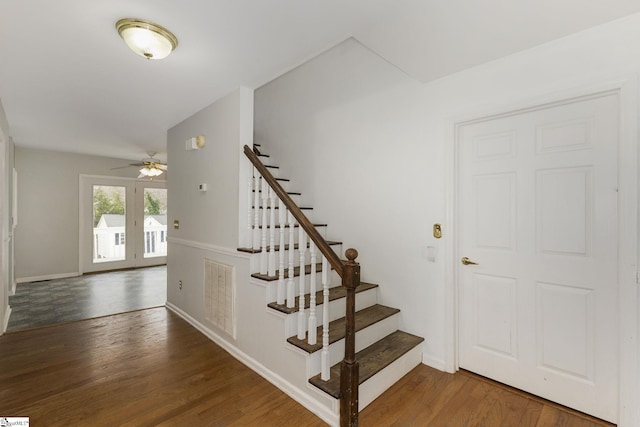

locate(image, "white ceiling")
(1, 0), (639, 163)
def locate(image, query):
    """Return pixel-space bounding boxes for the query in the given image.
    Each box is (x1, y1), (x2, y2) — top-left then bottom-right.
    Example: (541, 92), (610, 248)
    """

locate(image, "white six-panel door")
(457, 92), (619, 422)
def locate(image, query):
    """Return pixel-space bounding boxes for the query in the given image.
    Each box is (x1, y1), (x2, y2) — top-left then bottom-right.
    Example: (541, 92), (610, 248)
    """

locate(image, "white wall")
(167, 88), (340, 425)
(167, 89), (247, 248)
(0, 98), (11, 333)
(14, 147), (143, 281)
(167, 86), (252, 332)
(254, 14), (640, 370)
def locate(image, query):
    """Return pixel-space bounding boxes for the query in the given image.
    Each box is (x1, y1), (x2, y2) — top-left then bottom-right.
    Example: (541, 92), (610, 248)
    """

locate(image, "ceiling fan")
(112, 151), (167, 178)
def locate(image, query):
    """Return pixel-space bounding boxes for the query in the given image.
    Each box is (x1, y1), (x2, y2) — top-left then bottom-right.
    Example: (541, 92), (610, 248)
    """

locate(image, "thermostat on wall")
(198, 183), (207, 192)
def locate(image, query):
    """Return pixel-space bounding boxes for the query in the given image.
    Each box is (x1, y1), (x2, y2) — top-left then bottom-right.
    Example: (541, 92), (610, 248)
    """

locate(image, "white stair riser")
(306, 313), (400, 377)
(263, 166), (280, 178)
(253, 180), (289, 195)
(254, 192), (302, 205)
(333, 287), (378, 323)
(263, 271), (328, 303)
(358, 344), (423, 411)
(249, 229), (332, 252)
(281, 287), (379, 337)
(249, 246), (336, 276)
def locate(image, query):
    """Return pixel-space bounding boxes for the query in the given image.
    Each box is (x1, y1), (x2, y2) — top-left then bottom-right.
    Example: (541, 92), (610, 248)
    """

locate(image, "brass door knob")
(461, 257), (479, 265)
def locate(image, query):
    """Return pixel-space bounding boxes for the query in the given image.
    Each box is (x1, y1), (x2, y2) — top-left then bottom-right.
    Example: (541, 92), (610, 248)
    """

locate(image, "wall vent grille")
(204, 258), (236, 338)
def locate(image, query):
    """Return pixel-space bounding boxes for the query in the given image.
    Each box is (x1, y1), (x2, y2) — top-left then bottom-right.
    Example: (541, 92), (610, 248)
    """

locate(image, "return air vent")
(204, 259), (236, 338)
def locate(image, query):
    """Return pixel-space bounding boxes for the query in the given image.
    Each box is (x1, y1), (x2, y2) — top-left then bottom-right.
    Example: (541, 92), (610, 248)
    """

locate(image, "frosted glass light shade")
(116, 18), (178, 60)
(140, 167), (163, 177)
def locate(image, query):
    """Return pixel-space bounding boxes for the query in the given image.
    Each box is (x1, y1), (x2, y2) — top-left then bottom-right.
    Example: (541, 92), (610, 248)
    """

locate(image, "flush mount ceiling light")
(116, 18), (178, 60)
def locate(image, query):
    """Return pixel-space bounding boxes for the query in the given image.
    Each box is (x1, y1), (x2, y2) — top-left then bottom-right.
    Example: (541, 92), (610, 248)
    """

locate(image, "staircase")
(239, 144), (424, 425)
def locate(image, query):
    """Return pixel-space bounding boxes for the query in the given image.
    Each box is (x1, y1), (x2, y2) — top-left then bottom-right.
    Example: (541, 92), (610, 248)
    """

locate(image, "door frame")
(444, 77), (638, 426)
(134, 180), (168, 268)
(79, 175), (167, 274)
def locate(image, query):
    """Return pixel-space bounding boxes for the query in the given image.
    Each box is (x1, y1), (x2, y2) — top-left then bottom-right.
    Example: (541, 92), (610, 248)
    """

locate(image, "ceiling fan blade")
(110, 162), (145, 170)
(157, 164), (168, 170)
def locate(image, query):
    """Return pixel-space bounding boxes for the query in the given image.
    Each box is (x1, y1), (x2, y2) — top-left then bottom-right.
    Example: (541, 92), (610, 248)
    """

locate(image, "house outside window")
(114, 232), (125, 246)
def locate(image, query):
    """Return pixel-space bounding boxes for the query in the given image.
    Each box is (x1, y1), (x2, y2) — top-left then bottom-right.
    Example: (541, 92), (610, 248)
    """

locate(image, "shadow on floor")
(7, 265), (167, 332)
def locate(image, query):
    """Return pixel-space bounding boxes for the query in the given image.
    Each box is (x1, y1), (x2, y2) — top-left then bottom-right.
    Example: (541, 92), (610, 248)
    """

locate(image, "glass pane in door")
(92, 185), (126, 263)
(143, 188), (167, 258)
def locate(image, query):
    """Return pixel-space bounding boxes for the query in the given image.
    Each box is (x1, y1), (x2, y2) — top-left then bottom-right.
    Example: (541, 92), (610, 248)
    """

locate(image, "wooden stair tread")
(251, 205), (312, 210)
(309, 331), (424, 398)
(252, 190), (302, 196)
(267, 282), (378, 314)
(251, 263), (323, 281)
(258, 223), (327, 229)
(238, 240), (341, 254)
(287, 304), (400, 353)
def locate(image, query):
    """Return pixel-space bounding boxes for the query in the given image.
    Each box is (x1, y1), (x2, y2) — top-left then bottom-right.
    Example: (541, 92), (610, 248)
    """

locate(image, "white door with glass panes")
(136, 182), (167, 265)
(457, 92), (619, 423)
(80, 176), (166, 273)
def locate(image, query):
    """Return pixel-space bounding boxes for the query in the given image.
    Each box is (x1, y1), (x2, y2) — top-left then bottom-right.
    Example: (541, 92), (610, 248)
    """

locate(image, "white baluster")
(286, 211), (296, 308)
(297, 229), (307, 339)
(259, 177), (268, 275)
(308, 240), (317, 345)
(268, 187), (276, 276)
(252, 170), (260, 250)
(276, 200), (286, 305)
(247, 176), (253, 248)
(321, 255), (330, 380)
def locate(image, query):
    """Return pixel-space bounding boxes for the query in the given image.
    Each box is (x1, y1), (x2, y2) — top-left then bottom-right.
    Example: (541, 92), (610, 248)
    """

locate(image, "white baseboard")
(422, 351), (447, 372)
(165, 302), (339, 427)
(16, 272), (80, 284)
(2, 306), (11, 335)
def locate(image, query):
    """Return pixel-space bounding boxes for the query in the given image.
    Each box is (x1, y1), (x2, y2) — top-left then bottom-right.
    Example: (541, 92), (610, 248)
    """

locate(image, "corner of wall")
(238, 86), (255, 248)
(0, 99), (12, 334)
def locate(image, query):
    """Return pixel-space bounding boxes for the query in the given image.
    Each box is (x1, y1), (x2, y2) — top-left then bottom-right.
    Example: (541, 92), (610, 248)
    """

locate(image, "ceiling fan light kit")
(139, 166), (163, 178)
(112, 151), (167, 178)
(116, 18), (178, 60)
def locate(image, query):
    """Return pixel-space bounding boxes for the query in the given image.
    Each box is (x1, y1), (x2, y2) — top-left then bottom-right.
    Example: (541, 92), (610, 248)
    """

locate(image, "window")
(145, 231), (156, 254)
(92, 185), (126, 263)
(114, 233), (125, 246)
(143, 187), (167, 258)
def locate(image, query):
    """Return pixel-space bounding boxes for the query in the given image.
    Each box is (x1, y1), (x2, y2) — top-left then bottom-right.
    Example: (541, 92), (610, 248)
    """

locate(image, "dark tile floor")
(7, 266), (167, 332)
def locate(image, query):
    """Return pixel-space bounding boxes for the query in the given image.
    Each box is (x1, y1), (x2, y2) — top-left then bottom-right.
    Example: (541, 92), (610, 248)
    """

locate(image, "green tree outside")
(144, 191), (162, 215)
(93, 186), (125, 226)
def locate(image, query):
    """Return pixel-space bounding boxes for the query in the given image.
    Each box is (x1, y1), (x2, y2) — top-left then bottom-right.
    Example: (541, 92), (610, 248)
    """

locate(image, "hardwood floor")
(359, 367), (614, 427)
(0, 307), (614, 426)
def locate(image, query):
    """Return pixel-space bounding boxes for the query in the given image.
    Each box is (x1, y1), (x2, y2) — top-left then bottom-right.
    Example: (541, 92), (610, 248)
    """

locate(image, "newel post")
(340, 248), (360, 427)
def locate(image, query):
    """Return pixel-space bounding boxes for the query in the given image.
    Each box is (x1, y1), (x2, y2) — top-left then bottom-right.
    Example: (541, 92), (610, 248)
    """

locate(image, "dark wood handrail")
(243, 145), (345, 276)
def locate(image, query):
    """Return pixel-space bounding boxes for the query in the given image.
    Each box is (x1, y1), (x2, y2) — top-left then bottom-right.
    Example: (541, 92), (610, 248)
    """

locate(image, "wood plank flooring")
(0, 307), (615, 426)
